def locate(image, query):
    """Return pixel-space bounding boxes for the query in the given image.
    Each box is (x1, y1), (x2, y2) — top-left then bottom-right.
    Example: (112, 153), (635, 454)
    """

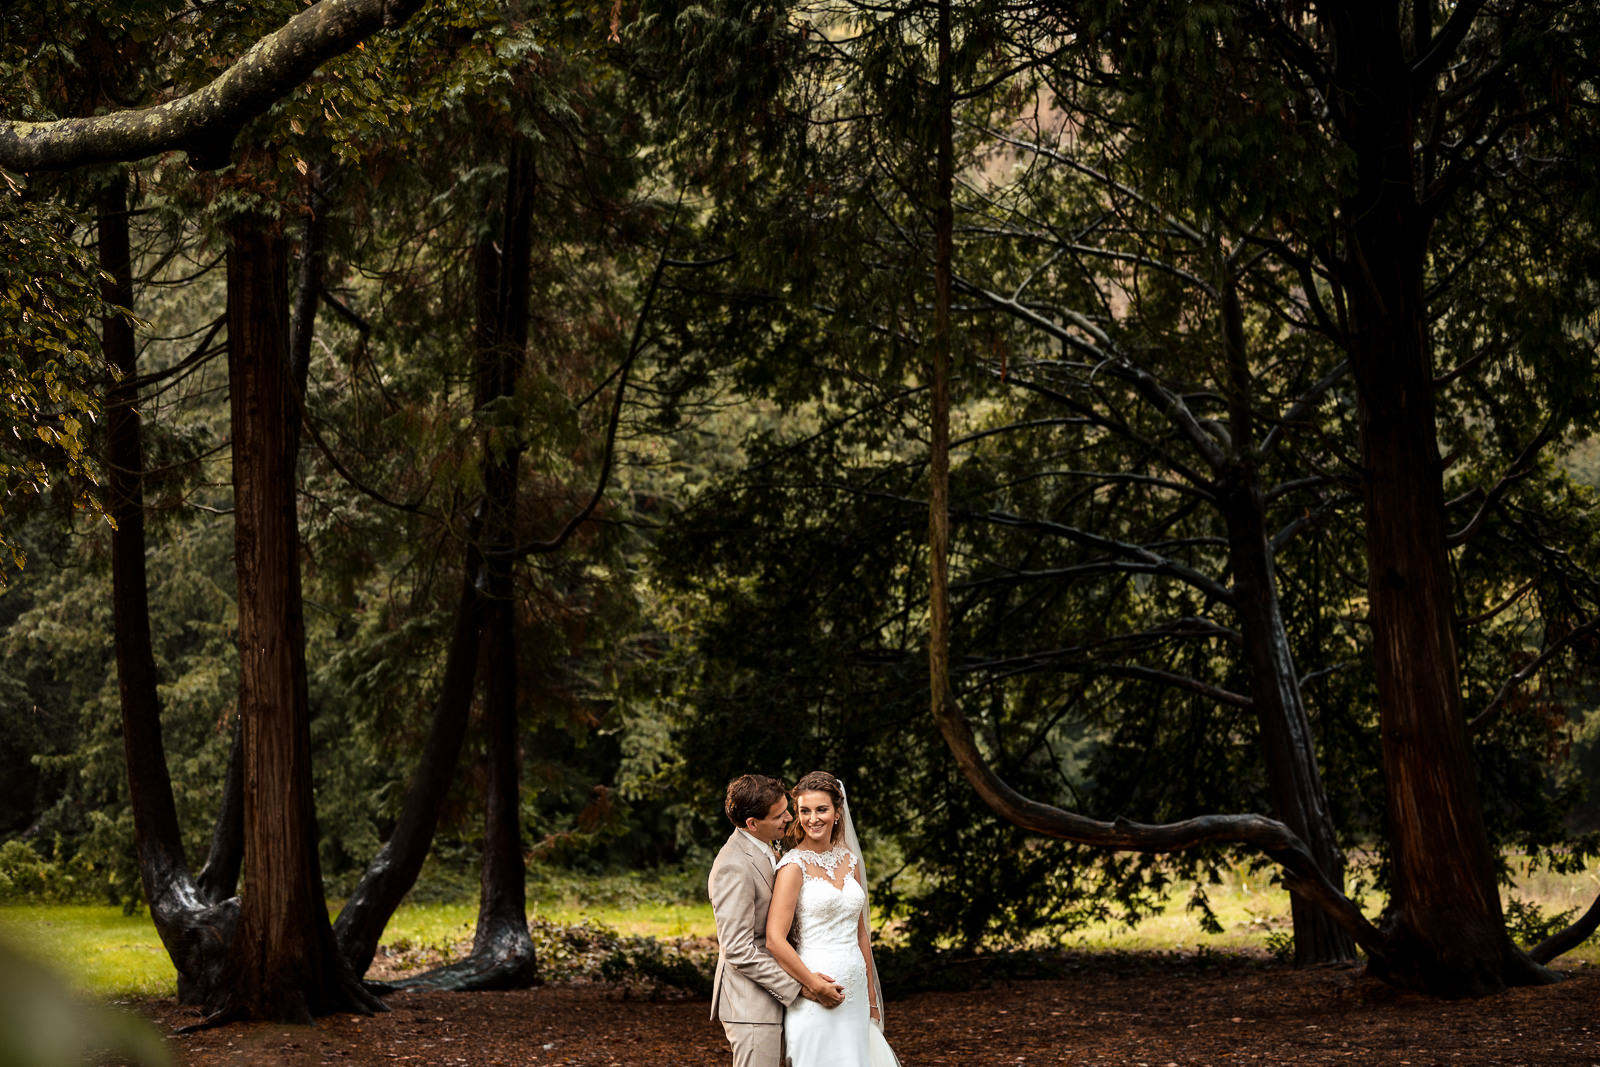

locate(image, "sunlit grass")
(0, 904), (176, 997)
(1055, 859), (1600, 966)
(381, 897), (716, 955)
(5, 859), (1598, 998)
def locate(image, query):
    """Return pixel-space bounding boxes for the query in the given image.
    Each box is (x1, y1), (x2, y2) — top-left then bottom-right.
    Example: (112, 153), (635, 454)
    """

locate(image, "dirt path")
(137, 955), (1600, 1066)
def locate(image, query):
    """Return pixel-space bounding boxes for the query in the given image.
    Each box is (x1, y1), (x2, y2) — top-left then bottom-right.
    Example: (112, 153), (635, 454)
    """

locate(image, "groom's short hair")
(725, 774), (787, 828)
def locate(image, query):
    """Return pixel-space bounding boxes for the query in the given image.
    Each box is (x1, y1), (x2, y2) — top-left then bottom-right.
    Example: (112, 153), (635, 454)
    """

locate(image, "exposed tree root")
(391, 940), (541, 994)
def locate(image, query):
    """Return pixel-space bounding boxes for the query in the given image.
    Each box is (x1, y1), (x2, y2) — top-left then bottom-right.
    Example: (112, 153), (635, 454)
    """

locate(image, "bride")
(765, 771), (900, 1067)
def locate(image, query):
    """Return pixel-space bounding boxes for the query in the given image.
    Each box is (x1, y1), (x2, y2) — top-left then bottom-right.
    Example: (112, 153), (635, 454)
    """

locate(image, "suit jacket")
(708, 829), (803, 1023)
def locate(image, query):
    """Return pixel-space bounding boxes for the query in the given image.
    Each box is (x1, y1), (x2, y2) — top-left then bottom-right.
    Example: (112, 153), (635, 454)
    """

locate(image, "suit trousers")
(723, 1020), (783, 1067)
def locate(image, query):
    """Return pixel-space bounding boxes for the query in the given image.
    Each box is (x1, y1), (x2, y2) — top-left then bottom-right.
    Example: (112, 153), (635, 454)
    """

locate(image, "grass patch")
(6, 861), (1598, 998)
(0, 904), (176, 997)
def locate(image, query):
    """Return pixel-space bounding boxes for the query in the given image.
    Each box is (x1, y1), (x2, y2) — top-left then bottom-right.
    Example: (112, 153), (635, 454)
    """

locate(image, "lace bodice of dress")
(778, 846), (865, 953)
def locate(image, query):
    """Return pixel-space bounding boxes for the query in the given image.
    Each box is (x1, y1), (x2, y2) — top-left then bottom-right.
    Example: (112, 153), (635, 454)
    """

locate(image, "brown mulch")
(133, 955), (1600, 1066)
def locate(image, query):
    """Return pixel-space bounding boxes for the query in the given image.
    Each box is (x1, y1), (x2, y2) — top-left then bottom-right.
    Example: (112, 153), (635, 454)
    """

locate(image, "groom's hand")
(802, 973), (845, 1008)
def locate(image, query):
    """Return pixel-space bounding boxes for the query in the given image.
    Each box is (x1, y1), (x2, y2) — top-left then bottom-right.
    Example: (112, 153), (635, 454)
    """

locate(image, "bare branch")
(1468, 619), (1600, 734)
(1411, 0), (1489, 84)
(1447, 417), (1560, 547)
(1260, 360), (1350, 455)
(510, 224), (680, 557)
(974, 508), (1234, 604)
(298, 408), (436, 517)
(1457, 577), (1537, 627)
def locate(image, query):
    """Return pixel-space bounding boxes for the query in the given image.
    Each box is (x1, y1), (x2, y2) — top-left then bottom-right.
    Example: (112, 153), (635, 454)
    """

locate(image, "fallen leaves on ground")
(132, 952), (1600, 1066)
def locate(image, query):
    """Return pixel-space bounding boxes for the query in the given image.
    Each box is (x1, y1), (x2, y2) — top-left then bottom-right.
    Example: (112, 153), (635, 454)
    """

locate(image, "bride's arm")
(766, 865), (843, 1004)
(856, 911), (881, 1023)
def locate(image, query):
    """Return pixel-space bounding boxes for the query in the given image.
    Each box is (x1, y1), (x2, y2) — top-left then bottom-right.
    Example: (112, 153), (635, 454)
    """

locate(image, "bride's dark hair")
(783, 770), (845, 850)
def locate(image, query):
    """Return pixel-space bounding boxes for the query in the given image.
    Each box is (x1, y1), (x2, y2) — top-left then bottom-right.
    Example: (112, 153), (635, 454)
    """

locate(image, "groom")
(710, 774), (844, 1067)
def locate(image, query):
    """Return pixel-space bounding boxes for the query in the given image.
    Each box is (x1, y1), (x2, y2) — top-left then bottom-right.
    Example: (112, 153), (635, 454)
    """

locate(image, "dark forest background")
(3, 0), (1600, 1019)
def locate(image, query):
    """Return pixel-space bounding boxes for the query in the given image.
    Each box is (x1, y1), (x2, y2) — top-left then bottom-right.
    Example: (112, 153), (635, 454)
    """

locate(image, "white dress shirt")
(738, 828), (778, 869)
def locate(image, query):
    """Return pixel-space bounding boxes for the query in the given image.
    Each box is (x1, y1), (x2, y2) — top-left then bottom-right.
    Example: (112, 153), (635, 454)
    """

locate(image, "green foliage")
(595, 924), (713, 996)
(3, 0), (1600, 975)
(1502, 896), (1579, 950)
(0, 839), (95, 904)
(0, 189), (110, 574)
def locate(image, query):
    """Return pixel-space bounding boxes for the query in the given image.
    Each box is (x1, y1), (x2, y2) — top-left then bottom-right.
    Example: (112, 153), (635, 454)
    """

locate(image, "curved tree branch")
(0, 0), (426, 172)
(975, 508), (1235, 605)
(929, 684), (1389, 962)
(1447, 415), (1560, 548)
(1529, 887), (1600, 964)
(923, 6), (1383, 969)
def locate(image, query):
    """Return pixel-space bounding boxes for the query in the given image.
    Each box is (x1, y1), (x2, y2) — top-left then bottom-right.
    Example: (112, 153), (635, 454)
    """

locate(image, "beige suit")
(709, 829), (803, 1067)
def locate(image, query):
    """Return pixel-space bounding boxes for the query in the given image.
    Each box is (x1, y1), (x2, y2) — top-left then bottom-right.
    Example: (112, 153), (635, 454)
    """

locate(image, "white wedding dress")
(779, 847), (900, 1067)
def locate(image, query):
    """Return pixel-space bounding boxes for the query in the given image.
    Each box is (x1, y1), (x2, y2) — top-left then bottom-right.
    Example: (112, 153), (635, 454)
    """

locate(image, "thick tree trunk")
(102, 173), (237, 1002)
(1344, 223), (1544, 994)
(464, 139), (538, 986)
(1329, 6), (1551, 996)
(192, 171), (325, 914)
(461, 570), (539, 986)
(209, 212), (385, 1023)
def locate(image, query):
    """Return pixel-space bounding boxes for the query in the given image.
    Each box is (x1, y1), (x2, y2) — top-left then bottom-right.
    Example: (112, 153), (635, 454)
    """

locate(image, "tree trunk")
(1345, 225), (1537, 994)
(1220, 470), (1354, 965)
(394, 144), (538, 992)
(194, 162), (327, 916)
(1329, 5), (1551, 996)
(195, 723), (244, 905)
(101, 172), (238, 1002)
(1216, 276), (1353, 966)
(334, 559), (487, 976)
(209, 212), (385, 1023)
(464, 138), (538, 986)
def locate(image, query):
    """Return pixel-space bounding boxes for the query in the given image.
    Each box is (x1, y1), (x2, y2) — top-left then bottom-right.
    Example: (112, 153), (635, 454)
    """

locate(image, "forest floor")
(135, 951), (1600, 1067)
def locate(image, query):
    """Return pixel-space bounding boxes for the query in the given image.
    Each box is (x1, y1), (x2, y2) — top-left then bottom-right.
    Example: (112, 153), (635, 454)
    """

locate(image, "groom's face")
(745, 796), (792, 845)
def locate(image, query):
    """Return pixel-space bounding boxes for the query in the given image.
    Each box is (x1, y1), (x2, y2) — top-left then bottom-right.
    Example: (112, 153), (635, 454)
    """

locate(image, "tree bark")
(334, 559), (487, 976)
(1220, 470), (1354, 965)
(1216, 277), (1354, 966)
(1327, 3), (1552, 996)
(394, 143), (539, 992)
(463, 138), (539, 988)
(195, 723), (244, 905)
(209, 212), (385, 1023)
(102, 172), (238, 1002)
(0, 0), (428, 172)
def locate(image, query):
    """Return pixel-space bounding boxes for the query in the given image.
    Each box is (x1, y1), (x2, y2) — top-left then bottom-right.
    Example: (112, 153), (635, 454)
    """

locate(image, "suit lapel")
(735, 830), (776, 890)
